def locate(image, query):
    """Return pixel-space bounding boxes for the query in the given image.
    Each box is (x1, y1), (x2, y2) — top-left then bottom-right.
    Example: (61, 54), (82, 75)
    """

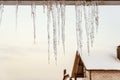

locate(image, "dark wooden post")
(74, 73), (77, 80)
(117, 45), (120, 60)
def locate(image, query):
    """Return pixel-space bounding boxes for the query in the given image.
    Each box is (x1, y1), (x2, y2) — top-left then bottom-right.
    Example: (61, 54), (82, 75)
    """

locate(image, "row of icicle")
(0, 1), (99, 63)
(46, 1), (66, 64)
(75, 1), (99, 54)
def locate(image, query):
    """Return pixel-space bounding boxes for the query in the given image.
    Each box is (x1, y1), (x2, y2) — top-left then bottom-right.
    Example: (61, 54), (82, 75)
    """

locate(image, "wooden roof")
(0, 0), (120, 5)
(71, 51), (79, 78)
(71, 51), (84, 78)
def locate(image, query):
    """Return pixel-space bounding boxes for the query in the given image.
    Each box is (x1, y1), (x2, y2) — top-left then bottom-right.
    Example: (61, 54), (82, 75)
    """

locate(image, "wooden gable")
(71, 51), (84, 78)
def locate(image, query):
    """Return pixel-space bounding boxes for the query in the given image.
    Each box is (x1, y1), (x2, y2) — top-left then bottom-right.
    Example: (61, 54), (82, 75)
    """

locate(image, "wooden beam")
(71, 51), (80, 78)
(0, 0), (120, 5)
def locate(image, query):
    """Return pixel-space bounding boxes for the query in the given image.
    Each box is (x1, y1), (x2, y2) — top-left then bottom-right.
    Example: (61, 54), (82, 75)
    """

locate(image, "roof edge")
(0, 1), (120, 5)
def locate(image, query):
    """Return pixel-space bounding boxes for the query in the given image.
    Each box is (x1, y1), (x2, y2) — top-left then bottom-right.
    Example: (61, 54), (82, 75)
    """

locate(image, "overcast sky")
(0, 5), (120, 80)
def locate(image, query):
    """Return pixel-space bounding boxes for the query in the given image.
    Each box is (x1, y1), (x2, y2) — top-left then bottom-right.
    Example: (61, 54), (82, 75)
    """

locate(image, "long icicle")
(43, 0), (45, 13)
(47, 1), (51, 64)
(95, 2), (99, 33)
(83, 2), (90, 54)
(75, 1), (79, 52)
(15, 1), (19, 30)
(78, 4), (83, 53)
(52, 3), (57, 64)
(0, 4), (4, 27)
(57, 2), (60, 44)
(76, 2), (83, 54)
(83, 1), (99, 54)
(90, 2), (95, 47)
(31, 3), (36, 44)
(61, 1), (66, 54)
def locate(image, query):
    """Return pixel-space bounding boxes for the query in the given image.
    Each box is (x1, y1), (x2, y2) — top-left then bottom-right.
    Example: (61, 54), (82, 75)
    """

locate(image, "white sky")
(0, 5), (120, 80)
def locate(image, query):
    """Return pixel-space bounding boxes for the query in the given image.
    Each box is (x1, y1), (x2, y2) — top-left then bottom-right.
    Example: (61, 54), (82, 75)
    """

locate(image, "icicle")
(75, 1), (79, 50)
(90, 2), (95, 47)
(43, 0), (45, 13)
(57, 2), (60, 44)
(83, 1), (99, 54)
(15, 1), (19, 30)
(0, 4), (4, 27)
(88, 1), (99, 48)
(95, 2), (99, 33)
(83, 2), (90, 54)
(47, 1), (51, 64)
(76, 8), (80, 52)
(51, 3), (57, 64)
(75, 1), (83, 53)
(31, 3), (36, 44)
(78, 4), (83, 53)
(61, 1), (66, 54)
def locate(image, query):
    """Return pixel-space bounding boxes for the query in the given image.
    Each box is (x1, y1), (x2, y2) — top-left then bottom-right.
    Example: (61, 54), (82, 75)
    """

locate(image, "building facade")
(70, 51), (120, 80)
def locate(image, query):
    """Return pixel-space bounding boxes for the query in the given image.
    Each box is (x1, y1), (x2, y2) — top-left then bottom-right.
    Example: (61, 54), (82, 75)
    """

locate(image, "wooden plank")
(0, 0), (120, 5)
(71, 51), (84, 78)
(71, 51), (80, 78)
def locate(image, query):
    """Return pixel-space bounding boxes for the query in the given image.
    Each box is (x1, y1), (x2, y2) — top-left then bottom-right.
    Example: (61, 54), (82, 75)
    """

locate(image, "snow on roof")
(80, 51), (120, 70)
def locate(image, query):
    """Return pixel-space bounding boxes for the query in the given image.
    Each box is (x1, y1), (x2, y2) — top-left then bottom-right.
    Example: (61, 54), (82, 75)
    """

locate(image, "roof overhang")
(0, 0), (120, 5)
